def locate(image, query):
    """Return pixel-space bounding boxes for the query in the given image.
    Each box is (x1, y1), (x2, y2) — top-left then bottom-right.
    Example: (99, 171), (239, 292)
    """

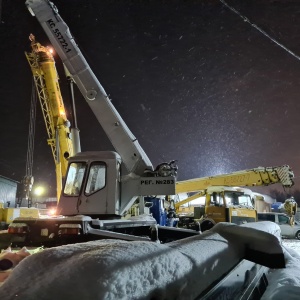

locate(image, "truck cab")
(205, 187), (255, 224)
(178, 186), (257, 231)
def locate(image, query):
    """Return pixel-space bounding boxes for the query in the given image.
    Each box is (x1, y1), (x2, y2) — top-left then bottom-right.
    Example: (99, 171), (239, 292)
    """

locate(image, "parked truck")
(175, 165), (294, 230)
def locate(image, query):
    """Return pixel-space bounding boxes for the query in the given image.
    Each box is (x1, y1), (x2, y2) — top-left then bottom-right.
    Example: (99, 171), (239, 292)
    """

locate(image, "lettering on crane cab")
(141, 179), (175, 185)
(47, 19), (72, 53)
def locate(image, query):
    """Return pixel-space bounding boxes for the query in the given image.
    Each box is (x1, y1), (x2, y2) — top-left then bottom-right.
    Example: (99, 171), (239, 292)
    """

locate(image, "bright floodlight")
(34, 186), (45, 196)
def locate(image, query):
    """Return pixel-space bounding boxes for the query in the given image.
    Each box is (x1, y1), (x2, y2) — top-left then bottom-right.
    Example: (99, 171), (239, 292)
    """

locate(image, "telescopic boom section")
(25, 0), (153, 176)
(25, 33), (74, 199)
(176, 165), (294, 194)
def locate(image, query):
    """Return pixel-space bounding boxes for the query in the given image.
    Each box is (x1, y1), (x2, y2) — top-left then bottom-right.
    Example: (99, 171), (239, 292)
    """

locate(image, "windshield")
(225, 191), (253, 207)
(63, 162), (86, 196)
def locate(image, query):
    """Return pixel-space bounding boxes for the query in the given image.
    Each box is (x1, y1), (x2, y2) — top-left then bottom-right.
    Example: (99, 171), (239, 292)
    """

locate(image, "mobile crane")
(9, 0), (192, 247)
(12, 0), (292, 243)
(25, 34), (80, 201)
(175, 165), (294, 230)
(5, 1), (289, 297)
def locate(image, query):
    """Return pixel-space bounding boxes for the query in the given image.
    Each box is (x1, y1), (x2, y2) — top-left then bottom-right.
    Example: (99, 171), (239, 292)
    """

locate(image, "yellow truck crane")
(175, 165), (294, 230)
(25, 34), (80, 200)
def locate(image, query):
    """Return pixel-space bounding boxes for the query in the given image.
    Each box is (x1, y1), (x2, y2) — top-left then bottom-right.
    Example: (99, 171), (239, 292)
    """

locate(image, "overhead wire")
(219, 0), (300, 62)
(220, 0), (299, 195)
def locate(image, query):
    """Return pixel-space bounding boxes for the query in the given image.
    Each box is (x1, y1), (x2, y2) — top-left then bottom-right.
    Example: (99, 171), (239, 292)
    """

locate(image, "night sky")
(0, 0), (300, 198)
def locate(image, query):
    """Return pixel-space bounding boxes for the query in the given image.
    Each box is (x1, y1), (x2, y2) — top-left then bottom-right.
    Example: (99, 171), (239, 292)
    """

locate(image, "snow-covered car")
(257, 212), (300, 239)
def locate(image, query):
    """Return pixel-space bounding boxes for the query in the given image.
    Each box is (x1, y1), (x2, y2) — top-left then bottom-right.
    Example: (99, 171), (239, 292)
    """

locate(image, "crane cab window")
(85, 162), (106, 195)
(64, 162), (86, 196)
(238, 194), (252, 207)
(209, 192), (224, 207)
(225, 191), (243, 206)
(224, 192), (253, 207)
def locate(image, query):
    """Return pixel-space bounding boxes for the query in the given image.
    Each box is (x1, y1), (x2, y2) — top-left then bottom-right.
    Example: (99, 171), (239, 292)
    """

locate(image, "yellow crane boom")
(175, 165), (294, 210)
(25, 34), (74, 200)
(176, 165), (294, 193)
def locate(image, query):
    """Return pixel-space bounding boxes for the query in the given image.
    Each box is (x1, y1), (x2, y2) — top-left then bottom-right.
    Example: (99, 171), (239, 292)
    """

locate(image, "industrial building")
(0, 175), (18, 208)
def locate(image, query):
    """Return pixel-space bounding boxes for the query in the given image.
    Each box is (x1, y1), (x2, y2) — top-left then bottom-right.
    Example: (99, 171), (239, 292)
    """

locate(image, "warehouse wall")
(0, 175), (18, 208)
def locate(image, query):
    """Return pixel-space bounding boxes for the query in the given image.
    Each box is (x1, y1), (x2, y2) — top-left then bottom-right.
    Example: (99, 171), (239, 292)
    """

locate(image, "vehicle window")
(225, 192), (235, 205)
(64, 162), (86, 196)
(210, 192), (223, 207)
(278, 215), (289, 224)
(224, 191), (248, 206)
(85, 163), (106, 195)
(239, 195), (252, 207)
(258, 214), (275, 222)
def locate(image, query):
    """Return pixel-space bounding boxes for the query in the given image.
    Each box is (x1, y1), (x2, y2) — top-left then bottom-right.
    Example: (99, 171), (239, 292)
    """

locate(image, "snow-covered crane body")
(0, 222), (285, 299)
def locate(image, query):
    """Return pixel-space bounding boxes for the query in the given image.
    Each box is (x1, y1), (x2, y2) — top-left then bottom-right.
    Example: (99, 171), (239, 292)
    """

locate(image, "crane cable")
(26, 78), (37, 177)
(16, 79), (37, 208)
(219, 0), (300, 62)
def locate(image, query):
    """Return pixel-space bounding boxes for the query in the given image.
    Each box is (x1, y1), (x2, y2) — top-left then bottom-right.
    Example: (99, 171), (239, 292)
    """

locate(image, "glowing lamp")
(34, 186), (45, 196)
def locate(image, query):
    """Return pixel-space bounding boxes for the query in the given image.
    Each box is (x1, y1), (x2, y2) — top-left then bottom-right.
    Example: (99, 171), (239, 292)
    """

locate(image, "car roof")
(257, 212), (287, 216)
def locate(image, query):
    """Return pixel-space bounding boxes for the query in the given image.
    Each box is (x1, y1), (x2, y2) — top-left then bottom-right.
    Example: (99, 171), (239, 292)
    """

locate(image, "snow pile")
(212, 221), (282, 245)
(0, 221), (285, 300)
(241, 220), (281, 241)
(210, 222), (285, 268)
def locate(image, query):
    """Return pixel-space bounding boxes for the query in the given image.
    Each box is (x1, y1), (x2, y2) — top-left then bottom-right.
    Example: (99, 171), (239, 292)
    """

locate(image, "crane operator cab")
(57, 151), (177, 219)
(57, 151), (121, 218)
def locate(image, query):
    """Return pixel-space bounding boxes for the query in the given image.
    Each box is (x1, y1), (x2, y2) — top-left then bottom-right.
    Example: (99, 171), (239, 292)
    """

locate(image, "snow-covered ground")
(282, 238), (300, 254)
